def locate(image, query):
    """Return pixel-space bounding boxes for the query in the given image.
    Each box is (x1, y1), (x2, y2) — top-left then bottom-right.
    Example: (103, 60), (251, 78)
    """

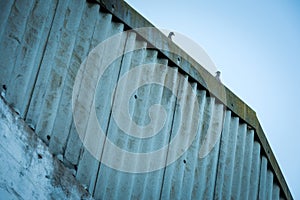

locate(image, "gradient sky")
(125, 0), (300, 198)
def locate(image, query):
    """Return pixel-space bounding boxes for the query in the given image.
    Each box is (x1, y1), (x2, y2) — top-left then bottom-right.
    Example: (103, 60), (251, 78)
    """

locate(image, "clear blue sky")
(125, 0), (300, 198)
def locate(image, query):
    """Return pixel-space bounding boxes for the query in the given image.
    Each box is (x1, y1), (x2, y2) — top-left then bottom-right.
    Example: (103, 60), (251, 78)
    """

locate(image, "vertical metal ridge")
(190, 96), (217, 199)
(23, 0), (59, 121)
(259, 156), (268, 199)
(90, 23), (127, 194)
(129, 54), (170, 200)
(127, 53), (159, 200)
(185, 89), (207, 199)
(13, 0), (59, 119)
(89, 12), (112, 48)
(0, 0), (14, 40)
(174, 78), (199, 200)
(49, 2), (100, 155)
(249, 141), (261, 199)
(156, 66), (180, 200)
(6, 0), (53, 117)
(273, 184), (280, 200)
(230, 123), (247, 199)
(106, 40), (148, 200)
(92, 31), (137, 200)
(240, 129), (254, 199)
(64, 10), (113, 166)
(145, 64), (181, 200)
(0, 0), (35, 90)
(158, 73), (184, 199)
(201, 101), (224, 199)
(49, 1), (103, 188)
(25, 0), (70, 135)
(208, 110), (230, 199)
(135, 67), (165, 199)
(223, 116), (239, 199)
(160, 74), (198, 200)
(34, 0), (85, 143)
(214, 110), (233, 199)
(179, 82), (201, 200)
(266, 170), (274, 200)
(56, 5), (111, 170)
(75, 19), (126, 194)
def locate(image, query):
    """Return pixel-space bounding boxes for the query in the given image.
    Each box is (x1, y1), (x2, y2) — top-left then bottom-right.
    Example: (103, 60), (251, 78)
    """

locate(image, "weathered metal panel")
(48, 1), (100, 156)
(0, 0), (14, 40)
(259, 156), (268, 199)
(7, 0), (58, 118)
(249, 141), (262, 199)
(29, 0), (85, 144)
(0, 0), (35, 93)
(240, 129), (254, 199)
(24, 0), (68, 129)
(273, 184), (281, 200)
(215, 113), (239, 199)
(76, 22), (129, 194)
(266, 170), (275, 200)
(64, 10), (117, 166)
(0, 0), (292, 200)
(93, 42), (170, 199)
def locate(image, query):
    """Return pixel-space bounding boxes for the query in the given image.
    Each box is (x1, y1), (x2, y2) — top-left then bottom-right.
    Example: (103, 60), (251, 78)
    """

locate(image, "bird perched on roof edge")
(168, 32), (175, 41)
(215, 71), (221, 82)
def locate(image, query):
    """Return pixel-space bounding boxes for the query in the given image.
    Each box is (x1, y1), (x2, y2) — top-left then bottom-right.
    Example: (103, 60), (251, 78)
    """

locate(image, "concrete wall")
(0, 97), (93, 199)
(0, 0), (292, 199)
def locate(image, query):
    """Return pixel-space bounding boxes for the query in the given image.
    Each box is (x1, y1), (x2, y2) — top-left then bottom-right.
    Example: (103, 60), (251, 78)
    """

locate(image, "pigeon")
(168, 32), (175, 40)
(215, 71), (221, 82)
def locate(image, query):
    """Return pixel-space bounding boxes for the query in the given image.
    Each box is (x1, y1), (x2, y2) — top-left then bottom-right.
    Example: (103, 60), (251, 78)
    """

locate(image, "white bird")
(168, 32), (175, 40)
(215, 71), (221, 82)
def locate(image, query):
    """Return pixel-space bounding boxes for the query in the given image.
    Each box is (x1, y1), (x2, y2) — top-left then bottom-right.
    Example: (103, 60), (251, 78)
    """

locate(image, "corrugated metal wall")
(0, 0), (290, 199)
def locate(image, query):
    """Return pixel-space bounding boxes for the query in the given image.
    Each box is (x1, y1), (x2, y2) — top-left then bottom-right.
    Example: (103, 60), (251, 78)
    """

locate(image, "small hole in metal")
(47, 135), (51, 140)
(183, 159), (186, 164)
